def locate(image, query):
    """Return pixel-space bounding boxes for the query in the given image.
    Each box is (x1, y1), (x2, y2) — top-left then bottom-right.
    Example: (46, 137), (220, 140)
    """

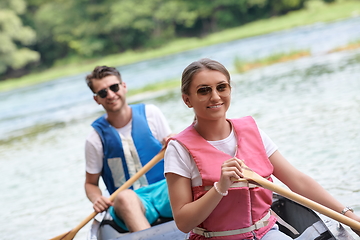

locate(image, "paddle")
(50, 148), (166, 240)
(234, 165), (360, 231)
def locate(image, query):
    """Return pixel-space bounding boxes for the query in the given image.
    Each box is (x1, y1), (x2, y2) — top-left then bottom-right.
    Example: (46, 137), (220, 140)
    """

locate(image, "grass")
(233, 37), (360, 72)
(234, 50), (311, 72)
(1, 0), (360, 92)
(328, 39), (360, 53)
(128, 78), (180, 96)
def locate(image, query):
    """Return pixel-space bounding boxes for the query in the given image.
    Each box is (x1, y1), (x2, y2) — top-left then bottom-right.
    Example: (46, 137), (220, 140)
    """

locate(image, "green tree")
(2, 0), (310, 78)
(173, 0), (270, 35)
(0, 0), (39, 76)
(268, 0), (306, 16)
(32, 0), (198, 59)
(107, 0), (198, 48)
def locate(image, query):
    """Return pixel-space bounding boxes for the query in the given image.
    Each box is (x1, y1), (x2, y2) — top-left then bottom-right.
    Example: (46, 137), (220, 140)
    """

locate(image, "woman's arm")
(165, 157), (244, 233)
(166, 173), (223, 233)
(270, 150), (360, 235)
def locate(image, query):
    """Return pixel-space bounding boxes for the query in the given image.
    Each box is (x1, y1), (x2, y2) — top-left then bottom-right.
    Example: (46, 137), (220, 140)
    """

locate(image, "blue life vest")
(92, 103), (164, 194)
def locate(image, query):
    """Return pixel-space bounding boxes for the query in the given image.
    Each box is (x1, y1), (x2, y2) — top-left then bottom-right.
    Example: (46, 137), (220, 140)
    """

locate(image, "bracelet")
(341, 206), (354, 215)
(214, 182), (228, 196)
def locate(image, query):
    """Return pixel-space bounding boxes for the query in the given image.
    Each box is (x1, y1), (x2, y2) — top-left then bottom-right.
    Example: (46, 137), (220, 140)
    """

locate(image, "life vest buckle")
(203, 231), (213, 238)
(254, 220), (269, 230)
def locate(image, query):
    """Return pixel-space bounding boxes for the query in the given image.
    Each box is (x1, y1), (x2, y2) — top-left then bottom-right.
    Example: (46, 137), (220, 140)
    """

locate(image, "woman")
(164, 58), (360, 239)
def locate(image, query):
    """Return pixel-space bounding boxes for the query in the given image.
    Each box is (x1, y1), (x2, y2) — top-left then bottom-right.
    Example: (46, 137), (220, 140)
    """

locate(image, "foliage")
(0, 0), (357, 81)
(19, 0), (306, 71)
(1, 0), (360, 92)
(0, 0), (40, 75)
(31, 0), (199, 60)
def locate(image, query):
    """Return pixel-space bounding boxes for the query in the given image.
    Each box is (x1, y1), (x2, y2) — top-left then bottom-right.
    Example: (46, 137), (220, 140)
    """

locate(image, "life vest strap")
(192, 211), (271, 238)
(270, 209), (299, 235)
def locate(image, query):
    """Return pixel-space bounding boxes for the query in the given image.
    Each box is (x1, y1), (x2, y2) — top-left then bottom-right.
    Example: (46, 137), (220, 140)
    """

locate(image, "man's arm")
(85, 172), (113, 213)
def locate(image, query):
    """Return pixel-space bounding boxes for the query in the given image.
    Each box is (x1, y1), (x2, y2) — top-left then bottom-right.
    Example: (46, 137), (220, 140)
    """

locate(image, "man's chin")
(104, 105), (120, 112)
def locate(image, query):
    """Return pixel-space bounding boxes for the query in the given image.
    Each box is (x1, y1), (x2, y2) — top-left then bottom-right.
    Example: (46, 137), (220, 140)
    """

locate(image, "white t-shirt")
(85, 104), (172, 174)
(164, 127), (277, 187)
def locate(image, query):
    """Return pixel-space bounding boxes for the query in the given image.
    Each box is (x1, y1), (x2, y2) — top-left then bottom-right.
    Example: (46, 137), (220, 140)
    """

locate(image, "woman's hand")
(217, 158), (244, 194)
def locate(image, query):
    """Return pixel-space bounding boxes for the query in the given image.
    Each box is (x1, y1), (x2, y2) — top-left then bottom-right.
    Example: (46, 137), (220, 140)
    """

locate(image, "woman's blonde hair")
(181, 58), (230, 95)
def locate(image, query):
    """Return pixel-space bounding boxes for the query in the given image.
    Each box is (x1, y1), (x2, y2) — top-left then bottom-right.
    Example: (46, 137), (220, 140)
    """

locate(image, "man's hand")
(162, 133), (177, 145)
(93, 196), (113, 213)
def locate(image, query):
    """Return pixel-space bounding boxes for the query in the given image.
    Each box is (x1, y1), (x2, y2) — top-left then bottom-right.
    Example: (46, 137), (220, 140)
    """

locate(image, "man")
(84, 66), (173, 232)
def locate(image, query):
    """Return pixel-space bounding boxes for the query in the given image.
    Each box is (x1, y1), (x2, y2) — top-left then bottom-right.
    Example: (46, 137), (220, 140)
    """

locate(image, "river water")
(0, 17), (360, 239)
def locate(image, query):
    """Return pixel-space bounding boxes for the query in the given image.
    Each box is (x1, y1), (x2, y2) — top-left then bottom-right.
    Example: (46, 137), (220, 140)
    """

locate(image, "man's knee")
(114, 189), (143, 211)
(115, 189), (135, 203)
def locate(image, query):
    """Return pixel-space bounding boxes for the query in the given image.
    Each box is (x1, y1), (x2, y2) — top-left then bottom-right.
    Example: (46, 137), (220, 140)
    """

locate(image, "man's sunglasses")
(196, 83), (231, 101)
(94, 83), (120, 98)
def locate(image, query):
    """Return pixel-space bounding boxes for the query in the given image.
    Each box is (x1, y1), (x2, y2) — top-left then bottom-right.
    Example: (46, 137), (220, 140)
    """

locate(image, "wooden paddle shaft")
(246, 172), (360, 231)
(108, 148), (165, 202)
(81, 148), (165, 228)
(50, 148), (165, 240)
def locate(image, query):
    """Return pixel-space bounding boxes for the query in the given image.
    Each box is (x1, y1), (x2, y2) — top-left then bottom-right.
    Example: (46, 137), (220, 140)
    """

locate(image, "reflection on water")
(0, 18), (360, 239)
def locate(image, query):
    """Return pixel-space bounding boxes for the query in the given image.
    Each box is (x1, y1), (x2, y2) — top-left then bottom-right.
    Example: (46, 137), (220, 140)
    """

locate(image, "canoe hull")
(88, 194), (355, 240)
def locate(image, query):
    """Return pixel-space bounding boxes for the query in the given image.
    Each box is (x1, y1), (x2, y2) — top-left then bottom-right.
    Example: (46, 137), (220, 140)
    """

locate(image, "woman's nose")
(210, 88), (221, 100)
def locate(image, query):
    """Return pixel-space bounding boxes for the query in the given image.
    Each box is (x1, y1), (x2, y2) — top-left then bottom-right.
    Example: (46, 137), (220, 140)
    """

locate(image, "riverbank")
(234, 50), (311, 72)
(1, 0), (359, 92)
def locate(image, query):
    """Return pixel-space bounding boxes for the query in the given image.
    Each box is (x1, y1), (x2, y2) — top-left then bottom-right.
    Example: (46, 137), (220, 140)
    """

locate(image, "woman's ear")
(182, 94), (192, 108)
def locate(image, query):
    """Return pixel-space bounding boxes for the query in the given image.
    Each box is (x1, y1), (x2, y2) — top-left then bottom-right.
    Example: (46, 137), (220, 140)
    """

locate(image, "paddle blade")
(49, 230), (77, 240)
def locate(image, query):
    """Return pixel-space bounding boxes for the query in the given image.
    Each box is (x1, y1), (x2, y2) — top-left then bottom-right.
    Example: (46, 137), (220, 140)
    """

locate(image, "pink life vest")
(172, 116), (277, 239)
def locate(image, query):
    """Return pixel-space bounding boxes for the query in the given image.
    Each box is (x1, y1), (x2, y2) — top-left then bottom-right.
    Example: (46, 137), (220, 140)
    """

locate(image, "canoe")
(87, 193), (355, 240)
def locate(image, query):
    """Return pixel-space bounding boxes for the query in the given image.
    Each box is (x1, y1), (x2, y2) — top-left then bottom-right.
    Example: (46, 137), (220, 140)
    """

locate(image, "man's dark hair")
(86, 66), (122, 92)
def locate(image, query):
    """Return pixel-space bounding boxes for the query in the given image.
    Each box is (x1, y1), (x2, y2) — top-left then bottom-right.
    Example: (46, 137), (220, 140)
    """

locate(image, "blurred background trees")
(0, 0), (321, 80)
(0, 0), (39, 78)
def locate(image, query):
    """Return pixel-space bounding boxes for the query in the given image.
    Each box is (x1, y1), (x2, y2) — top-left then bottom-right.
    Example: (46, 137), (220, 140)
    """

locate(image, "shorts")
(109, 178), (172, 231)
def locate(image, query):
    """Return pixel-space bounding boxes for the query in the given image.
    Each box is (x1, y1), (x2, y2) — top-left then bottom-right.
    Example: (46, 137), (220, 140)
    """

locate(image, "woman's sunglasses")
(196, 83), (231, 101)
(94, 83), (120, 98)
